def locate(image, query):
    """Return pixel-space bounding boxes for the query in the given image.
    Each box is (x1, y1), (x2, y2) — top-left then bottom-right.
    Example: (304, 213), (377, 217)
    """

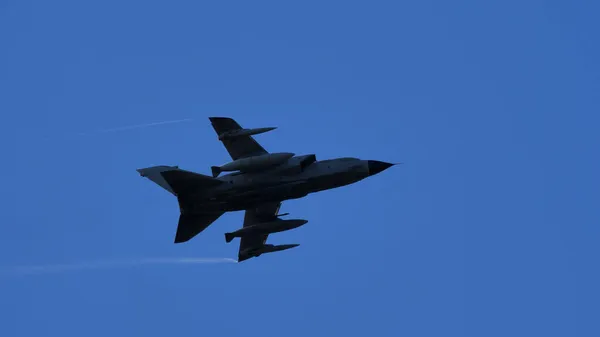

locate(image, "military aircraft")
(137, 117), (396, 262)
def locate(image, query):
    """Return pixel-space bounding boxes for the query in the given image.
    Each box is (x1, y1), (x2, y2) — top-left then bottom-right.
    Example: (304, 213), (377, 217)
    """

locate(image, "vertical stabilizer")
(136, 165), (180, 194)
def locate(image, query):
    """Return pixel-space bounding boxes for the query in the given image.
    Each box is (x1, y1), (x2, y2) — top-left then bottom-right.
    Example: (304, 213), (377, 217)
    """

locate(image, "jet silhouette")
(137, 117), (396, 262)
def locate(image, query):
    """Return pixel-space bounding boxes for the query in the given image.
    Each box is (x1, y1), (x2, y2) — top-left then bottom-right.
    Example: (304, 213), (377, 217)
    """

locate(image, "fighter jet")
(137, 117), (396, 262)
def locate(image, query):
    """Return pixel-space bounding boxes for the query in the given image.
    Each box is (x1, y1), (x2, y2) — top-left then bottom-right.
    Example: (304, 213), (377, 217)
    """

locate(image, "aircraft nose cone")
(367, 160), (395, 176)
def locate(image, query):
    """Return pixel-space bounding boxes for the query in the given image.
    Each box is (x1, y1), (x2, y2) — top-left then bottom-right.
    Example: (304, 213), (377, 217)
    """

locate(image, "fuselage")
(188, 156), (382, 212)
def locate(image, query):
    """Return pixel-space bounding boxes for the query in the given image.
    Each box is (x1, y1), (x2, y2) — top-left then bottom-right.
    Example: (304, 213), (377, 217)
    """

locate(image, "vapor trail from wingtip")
(0, 257), (237, 276)
(78, 118), (194, 136)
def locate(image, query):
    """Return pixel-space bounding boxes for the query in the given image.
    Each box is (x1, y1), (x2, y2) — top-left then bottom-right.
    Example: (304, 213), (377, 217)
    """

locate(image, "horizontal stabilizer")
(175, 212), (224, 243)
(225, 232), (234, 243)
(160, 169), (223, 196)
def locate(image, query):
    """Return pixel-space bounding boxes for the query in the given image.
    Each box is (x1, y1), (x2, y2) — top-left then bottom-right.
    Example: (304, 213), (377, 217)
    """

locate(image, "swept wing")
(209, 117), (268, 160)
(238, 202), (281, 261)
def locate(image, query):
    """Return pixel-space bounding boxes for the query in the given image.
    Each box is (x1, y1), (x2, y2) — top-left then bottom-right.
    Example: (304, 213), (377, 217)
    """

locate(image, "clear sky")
(0, 1), (598, 336)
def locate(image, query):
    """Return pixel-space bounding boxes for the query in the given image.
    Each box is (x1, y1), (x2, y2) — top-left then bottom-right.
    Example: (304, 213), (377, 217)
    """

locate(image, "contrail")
(78, 118), (193, 136)
(0, 257), (237, 276)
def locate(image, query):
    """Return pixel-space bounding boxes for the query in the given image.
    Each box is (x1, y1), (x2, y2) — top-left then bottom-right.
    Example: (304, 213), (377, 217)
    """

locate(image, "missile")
(259, 244), (299, 254)
(225, 219), (308, 243)
(218, 127), (277, 140)
(238, 244), (300, 262)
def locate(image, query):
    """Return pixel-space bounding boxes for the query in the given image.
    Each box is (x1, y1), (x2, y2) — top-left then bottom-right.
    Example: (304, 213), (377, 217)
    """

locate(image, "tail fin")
(138, 166), (226, 243)
(211, 166), (221, 178)
(136, 165), (180, 194)
(225, 232), (234, 243)
(137, 165), (223, 196)
(160, 169), (223, 196)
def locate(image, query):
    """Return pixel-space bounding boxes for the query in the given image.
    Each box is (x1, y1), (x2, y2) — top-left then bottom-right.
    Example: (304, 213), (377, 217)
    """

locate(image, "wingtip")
(208, 116), (233, 122)
(173, 235), (190, 244)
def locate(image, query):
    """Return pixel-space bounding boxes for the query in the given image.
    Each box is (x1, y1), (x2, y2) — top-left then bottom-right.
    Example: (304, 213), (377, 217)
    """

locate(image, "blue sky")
(0, 1), (598, 336)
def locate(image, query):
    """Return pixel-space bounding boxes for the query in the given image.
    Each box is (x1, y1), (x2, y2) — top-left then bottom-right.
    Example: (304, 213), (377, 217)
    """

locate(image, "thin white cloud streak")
(78, 118), (193, 136)
(0, 257), (237, 276)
